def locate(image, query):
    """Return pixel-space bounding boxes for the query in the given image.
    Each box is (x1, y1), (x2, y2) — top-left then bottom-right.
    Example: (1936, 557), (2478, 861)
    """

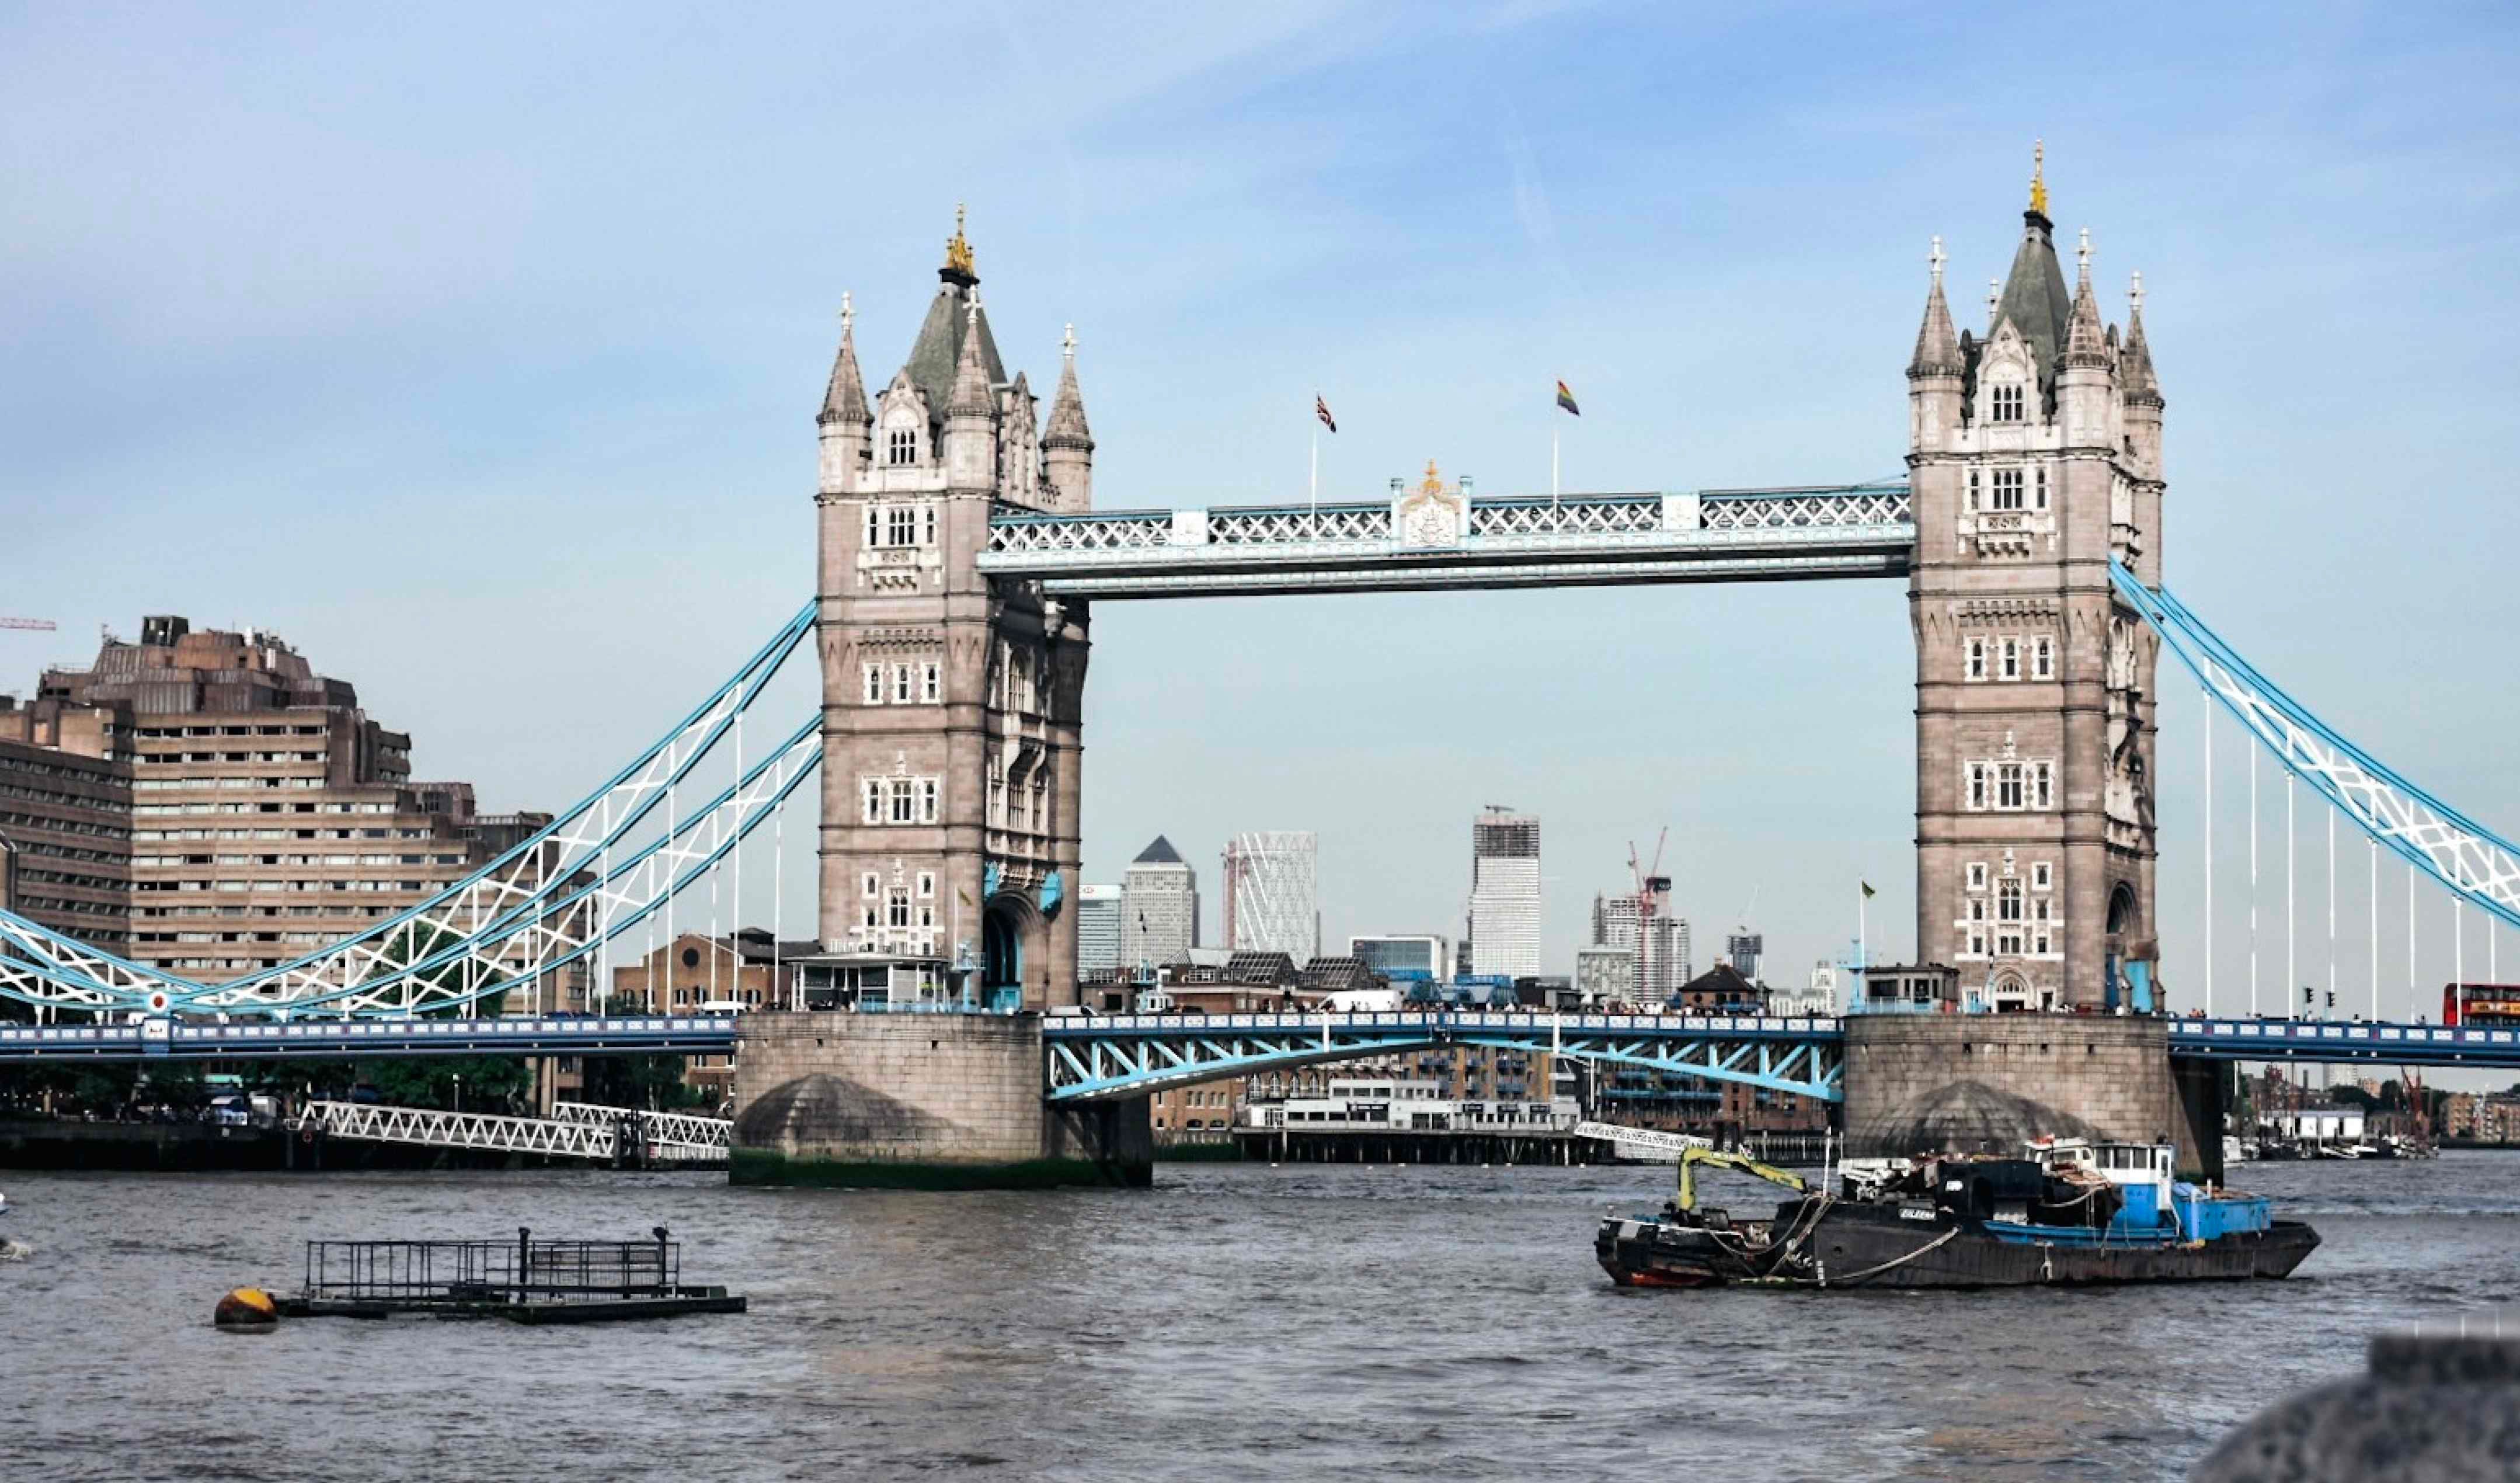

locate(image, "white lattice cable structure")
(2114, 565), (2520, 967)
(0, 603), (819, 1018)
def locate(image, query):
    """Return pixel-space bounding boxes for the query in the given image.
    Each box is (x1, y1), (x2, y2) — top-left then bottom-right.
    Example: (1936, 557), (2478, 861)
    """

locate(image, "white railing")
(551, 1100), (733, 1150)
(301, 1100), (728, 1162)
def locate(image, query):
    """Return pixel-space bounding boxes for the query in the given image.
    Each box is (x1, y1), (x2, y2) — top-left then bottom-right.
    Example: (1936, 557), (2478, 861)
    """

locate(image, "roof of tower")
(1045, 325), (1092, 445)
(1992, 145), (2073, 384)
(819, 294), (872, 426)
(899, 208), (1005, 427)
(1993, 213), (2075, 382)
(1133, 835), (1184, 865)
(1908, 236), (1964, 378)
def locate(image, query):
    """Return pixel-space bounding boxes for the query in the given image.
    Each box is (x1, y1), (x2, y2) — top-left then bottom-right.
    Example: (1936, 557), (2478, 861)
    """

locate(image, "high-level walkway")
(977, 483), (1915, 597)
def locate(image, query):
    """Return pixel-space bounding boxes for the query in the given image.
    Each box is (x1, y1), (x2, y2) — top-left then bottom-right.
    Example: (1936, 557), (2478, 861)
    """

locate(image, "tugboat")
(1597, 1139), (2319, 1290)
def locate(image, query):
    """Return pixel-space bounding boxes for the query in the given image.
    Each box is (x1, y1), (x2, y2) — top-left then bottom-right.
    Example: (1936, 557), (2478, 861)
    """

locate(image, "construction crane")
(0, 618), (55, 633)
(1626, 827), (1669, 1002)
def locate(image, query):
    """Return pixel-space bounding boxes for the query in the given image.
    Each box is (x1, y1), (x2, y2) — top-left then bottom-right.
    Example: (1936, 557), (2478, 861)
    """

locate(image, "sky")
(5, 2), (2519, 1022)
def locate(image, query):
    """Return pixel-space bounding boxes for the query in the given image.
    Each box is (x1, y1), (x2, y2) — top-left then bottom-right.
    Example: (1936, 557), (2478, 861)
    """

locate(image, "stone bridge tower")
(813, 211), (1092, 1009)
(1906, 151), (2166, 1009)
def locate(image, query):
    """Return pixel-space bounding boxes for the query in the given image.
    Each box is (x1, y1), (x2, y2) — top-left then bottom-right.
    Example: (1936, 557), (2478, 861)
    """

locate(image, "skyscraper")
(1076, 882), (1122, 973)
(1221, 831), (1317, 962)
(1468, 807), (1540, 979)
(1591, 885), (1689, 998)
(1725, 932), (1765, 984)
(1122, 836), (1198, 966)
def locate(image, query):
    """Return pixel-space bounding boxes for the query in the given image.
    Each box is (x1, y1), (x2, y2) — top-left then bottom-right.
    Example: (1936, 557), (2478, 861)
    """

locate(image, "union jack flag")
(1315, 395), (1336, 433)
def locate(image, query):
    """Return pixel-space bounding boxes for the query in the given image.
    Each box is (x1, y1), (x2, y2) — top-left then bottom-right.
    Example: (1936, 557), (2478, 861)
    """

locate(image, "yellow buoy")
(214, 1287), (280, 1328)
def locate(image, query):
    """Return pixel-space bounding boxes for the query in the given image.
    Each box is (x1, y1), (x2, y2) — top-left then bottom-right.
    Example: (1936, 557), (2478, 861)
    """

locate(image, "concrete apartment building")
(0, 698), (133, 951)
(11, 617), (563, 995)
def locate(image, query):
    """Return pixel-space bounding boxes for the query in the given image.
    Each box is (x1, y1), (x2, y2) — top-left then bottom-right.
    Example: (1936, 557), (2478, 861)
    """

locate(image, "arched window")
(886, 427), (917, 465)
(1998, 879), (2024, 922)
(1992, 384), (2025, 423)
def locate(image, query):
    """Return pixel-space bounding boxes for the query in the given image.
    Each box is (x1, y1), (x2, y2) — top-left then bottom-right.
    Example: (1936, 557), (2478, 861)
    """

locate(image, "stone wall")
(730, 1011), (1148, 1188)
(1842, 1014), (2204, 1175)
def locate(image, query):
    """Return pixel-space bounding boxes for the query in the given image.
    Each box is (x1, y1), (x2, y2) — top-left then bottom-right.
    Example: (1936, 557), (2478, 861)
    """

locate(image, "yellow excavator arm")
(1675, 1146), (1809, 1214)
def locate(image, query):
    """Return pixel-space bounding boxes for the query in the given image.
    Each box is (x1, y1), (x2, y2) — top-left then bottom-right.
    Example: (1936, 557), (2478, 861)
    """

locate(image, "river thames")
(2, 1153), (2513, 1481)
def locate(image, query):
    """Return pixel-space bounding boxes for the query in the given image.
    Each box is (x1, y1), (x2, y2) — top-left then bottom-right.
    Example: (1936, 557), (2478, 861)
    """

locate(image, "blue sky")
(5, 2), (2518, 1016)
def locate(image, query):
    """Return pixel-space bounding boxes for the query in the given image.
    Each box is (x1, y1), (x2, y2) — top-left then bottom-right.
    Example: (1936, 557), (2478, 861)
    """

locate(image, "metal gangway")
(1572, 1120), (1714, 1162)
(300, 1100), (732, 1166)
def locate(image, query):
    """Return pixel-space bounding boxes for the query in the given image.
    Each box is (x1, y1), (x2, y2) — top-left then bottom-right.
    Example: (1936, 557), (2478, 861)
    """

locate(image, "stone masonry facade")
(1842, 1015), (2197, 1172)
(1908, 152), (2165, 1009)
(813, 211), (1092, 1008)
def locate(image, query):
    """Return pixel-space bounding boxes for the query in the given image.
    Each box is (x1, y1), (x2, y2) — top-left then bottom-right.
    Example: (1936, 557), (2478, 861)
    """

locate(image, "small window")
(921, 663), (941, 704)
(1968, 932), (1986, 957)
(1969, 898), (1986, 923)
(920, 779), (939, 823)
(917, 871), (936, 899)
(886, 890), (912, 929)
(922, 506), (937, 545)
(862, 872), (880, 899)
(1999, 879), (2024, 922)
(863, 665), (884, 705)
(861, 779), (882, 825)
(2033, 761), (2054, 810)
(1966, 862), (1989, 892)
(1992, 384), (2024, 423)
(893, 664), (913, 704)
(1999, 637), (2021, 681)
(1992, 468), (2024, 511)
(1965, 638), (1988, 682)
(2032, 636), (2054, 680)
(1997, 763), (2025, 810)
(2035, 466), (2049, 510)
(887, 428), (916, 466)
(1968, 469), (1982, 511)
(1968, 763), (1989, 811)
(886, 506), (917, 547)
(2031, 861), (2052, 890)
(889, 780), (915, 824)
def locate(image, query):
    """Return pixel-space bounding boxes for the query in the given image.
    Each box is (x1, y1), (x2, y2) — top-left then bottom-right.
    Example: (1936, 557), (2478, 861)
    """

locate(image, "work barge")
(273, 1228), (745, 1323)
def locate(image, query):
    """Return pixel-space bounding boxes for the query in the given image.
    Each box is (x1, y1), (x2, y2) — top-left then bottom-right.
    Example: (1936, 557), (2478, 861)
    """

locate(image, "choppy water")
(1, 1153), (2515, 1481)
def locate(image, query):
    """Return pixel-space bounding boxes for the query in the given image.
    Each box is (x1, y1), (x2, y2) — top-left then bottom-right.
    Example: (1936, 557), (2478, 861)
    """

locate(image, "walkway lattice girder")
(979, 485), (1915, 598)
(1042, 1012), (1847, 1103)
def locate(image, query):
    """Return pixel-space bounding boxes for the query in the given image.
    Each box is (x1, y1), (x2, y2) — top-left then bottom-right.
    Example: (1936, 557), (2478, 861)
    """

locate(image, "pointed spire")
(1045, 322), (1092, 445)
(2029, 139), (2049, 221)
(2063, 228), (2109, 367)
(2121, 270), (2162, 403)
(1908, 236), (1962, 378)
(1992, 146), (2075, 375)
(946, 290), (994, 416)
(819, 290), (871, 426)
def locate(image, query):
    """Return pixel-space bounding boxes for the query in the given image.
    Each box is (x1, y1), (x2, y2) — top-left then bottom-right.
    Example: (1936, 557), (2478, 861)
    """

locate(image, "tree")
(579, 994), (701, 1110)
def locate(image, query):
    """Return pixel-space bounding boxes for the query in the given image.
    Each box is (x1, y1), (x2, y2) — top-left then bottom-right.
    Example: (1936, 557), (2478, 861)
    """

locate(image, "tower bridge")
(5, 162), (2518, 1187)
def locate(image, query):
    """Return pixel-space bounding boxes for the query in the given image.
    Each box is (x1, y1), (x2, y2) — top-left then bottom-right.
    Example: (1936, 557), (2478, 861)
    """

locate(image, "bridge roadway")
(6, 1011), (2515, 1090)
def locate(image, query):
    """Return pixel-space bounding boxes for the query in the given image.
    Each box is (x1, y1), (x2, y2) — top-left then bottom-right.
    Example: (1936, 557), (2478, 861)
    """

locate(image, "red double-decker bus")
(2442, 983), (2520, 1026)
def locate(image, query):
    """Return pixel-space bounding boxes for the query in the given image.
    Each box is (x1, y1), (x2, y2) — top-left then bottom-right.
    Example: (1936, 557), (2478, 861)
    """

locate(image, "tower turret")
(817, 292), (872, 495)
(1908, 236), (1965, 453)
(2056, 227), (2116, 447)
(1043, 324), (1095, 510)
(942, 294), (998, 491)
(2121, 270), (2164, 477)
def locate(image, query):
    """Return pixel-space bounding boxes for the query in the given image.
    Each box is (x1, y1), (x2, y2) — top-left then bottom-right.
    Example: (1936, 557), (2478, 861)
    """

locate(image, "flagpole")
(1551, 427), (1560, 507)
(1310, 421), (1319, 520)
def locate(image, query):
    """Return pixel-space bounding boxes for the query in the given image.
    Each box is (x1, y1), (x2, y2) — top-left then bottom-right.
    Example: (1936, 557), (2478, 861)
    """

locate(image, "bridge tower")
(1906, 151), (2166, 1009)
(813, 210), (1092, 1009)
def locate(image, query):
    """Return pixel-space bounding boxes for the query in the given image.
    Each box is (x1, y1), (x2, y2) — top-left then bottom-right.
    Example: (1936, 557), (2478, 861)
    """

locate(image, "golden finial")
(1421, 459), (1445, 496)
(2028, 139), (2048, 218)
(944, 202), (975, 277)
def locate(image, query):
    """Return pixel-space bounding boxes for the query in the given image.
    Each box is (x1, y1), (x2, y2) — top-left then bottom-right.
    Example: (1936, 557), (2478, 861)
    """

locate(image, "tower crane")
(1627, 827), (1669, 1002)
